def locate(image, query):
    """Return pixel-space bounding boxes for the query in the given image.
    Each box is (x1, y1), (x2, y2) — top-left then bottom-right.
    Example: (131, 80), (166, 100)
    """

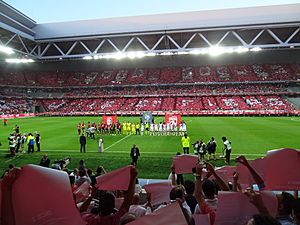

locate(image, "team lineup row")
(77, 121), (188, 136)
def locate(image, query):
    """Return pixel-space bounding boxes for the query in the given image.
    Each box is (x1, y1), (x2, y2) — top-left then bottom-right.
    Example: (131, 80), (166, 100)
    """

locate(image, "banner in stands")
(0, 113), (35, 119)
(165, 113), (181, 126)
(102, 115), (117, 125)
(142, 112), (153, 124)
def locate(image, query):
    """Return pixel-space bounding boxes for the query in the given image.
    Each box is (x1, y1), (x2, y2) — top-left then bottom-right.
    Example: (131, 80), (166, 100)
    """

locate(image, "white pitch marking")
(104, 134), (132, 151)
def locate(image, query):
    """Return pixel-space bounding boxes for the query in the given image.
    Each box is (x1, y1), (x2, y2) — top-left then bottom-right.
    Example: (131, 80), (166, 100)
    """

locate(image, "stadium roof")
(1, 2), (300, 61)
(33, 4), (300, 40)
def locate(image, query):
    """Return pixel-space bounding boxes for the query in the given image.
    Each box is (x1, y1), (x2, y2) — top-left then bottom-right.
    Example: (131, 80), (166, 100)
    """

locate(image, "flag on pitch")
(102, 115), (117, 125)
(142, 112), (153, 124)
(165, 113), (181, 126)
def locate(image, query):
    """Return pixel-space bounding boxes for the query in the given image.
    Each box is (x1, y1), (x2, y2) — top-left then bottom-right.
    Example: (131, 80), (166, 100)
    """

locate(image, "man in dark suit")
(130, 144), (140, 166)
(80, 133), (87, 153)
(39, 154), (50, 167)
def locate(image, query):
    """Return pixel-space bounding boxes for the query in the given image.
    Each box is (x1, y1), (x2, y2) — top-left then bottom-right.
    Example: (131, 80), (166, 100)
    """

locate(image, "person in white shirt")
(162, 123), (167, 136)
(140, 123), (144, 136)
(98, 137), (104, 153)
(150, 123), (154, 136)
(154, 123), (158, 136)
(222, 136), (232, 165)
(128, 194), (149, 217)
(158, 122), (163, 136)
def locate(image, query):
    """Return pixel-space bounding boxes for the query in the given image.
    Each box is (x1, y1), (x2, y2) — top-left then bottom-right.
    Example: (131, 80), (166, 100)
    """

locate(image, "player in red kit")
(81, 122), (85, 132)
(77, 123), (81, 135)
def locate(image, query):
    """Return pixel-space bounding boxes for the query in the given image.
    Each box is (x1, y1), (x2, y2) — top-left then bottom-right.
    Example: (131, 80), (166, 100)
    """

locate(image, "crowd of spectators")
(1, 151), (300, 225)
(0, 95), (294, 115)
(0, 64), (298, 87)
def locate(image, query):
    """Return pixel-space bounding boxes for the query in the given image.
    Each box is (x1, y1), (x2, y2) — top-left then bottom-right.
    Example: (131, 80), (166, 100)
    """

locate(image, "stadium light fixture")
(190, 50), (202, 55)
(235, 46), (249, 53)
(83, 56), (93, 60)
(6, 58), (34, 63)
(177, 51), (189, 55)
(127, 51), (145, 59)
(209, 46), (226, 56)
(250, 47), (262, 52)
(160, 52), (174, 56)
(145, 52), (156, 57)
(0, 45), (14, 55)
(112, 52), (126, 60)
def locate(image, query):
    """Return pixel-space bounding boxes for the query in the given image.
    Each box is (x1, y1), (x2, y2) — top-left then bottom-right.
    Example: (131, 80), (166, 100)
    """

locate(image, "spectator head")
(69, 175), (75, 186)
(277, 192), (294, 216)
(222, 137), (227, 142)
(78, 169), (86, 177)
(202, 179), (216, 199)
(8, 164), (14, 170)
(119, 213), (136, 225)
(183, 180), (195, 196)
(247, 214), (281, 225)
(96, 166), (105, 175)
(170, 185), (185, 201)
(98, 191), (115, 216)
(131, 193), (140, 205)
(87, 168), (93, 176)
(43, 154), (48, 160)
(73, 168), (79, 176)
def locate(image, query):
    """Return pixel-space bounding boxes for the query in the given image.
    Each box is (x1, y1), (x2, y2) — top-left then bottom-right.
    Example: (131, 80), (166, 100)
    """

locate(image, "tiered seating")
(243, 96), (266, 110)
(202, 97), (219, 110)
(0, 63), (298, 87)
(161, 97), (175, 111)
(258, 96), (294, 110)
(134, 98), (162, 111)
(0, 99), (34, 114)
(176, 97), (204, 112)
(215, 96), (250, 110)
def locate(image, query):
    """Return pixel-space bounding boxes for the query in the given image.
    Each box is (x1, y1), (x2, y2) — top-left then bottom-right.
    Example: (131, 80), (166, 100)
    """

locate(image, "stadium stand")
(0, 64), (298, 115)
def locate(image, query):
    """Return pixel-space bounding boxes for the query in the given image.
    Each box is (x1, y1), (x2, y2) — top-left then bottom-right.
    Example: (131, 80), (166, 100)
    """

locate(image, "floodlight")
(209, 46), (225, 56)
(0, 45), (14, 54)
(83, 56), (93, 60)
(250, 47), (262, 52)
(6, 58), (34, 63)
(145, 52), (156, 57)
(127, 51), (145, 59)
(160, 52), (174, 56)
(235, 46), (249, 53)
(113, 52), (126, 60)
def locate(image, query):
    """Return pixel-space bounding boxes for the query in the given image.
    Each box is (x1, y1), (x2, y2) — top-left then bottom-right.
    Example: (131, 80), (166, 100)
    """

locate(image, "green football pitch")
(0, 116), (299, 178)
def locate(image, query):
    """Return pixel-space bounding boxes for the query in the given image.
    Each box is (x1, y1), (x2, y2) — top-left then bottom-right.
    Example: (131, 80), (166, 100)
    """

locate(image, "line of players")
(77, 121), (122, 138)
(76, 121), (187, 136)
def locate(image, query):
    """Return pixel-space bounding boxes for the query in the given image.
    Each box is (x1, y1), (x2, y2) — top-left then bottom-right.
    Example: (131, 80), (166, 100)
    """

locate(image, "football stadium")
(1, 1), (300, 225)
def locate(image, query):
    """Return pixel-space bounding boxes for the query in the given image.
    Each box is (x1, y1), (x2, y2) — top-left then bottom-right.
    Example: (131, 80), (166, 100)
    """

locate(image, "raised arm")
(120, 166), (138, 213)
(170, 164), (177, 186)
(236, 156), (265, 190)
(194, 164), (216, 225)
(194, 164), (205, 205)
(232, 172), (242, 192)
(206, 162), (230, 191)
(245, 189), (269, 215)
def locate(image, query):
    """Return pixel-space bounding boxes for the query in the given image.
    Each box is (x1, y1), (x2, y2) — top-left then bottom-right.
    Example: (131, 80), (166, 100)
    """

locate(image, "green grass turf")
(0, 116), (299, 178)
